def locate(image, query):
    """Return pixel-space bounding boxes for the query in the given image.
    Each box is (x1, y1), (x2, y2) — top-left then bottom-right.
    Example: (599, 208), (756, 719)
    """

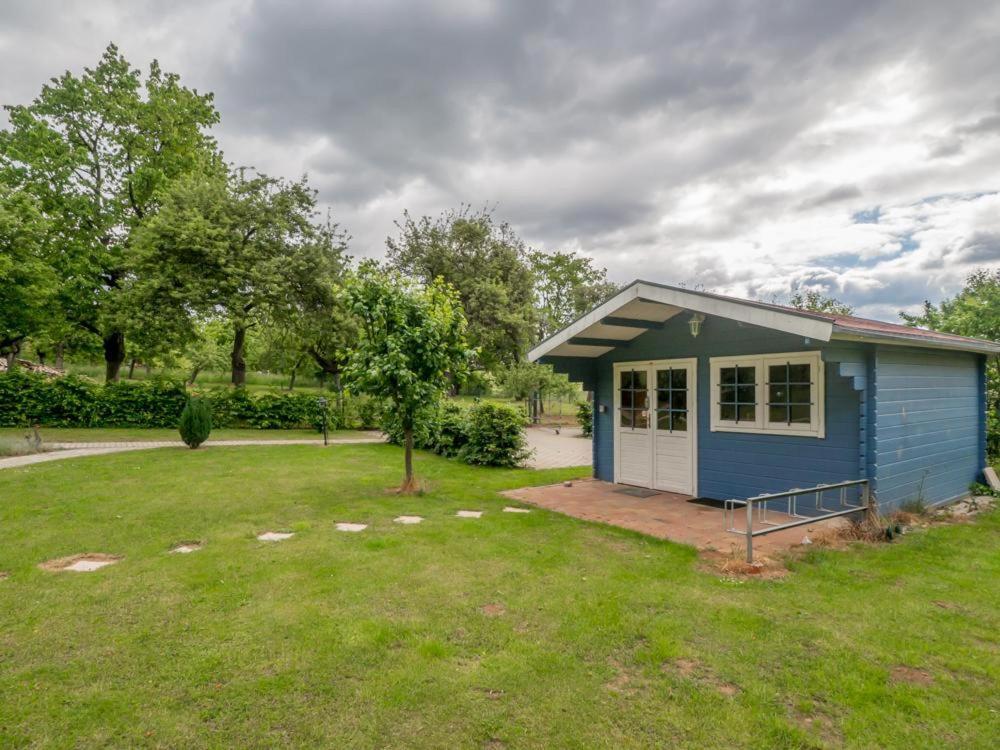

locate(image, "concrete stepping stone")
(169, 541), (203, 554)
(336, 522), (367, 532)
(503, 506), (531, 513)
(257, 531), (294, 542)
(39, 553), (122, 573)
(394, 515), (423, 524)
(456, 510), (483, 518)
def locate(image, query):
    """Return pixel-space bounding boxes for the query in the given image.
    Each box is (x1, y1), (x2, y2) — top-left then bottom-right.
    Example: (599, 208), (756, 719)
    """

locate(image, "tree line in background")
(0, 44), (617, 399)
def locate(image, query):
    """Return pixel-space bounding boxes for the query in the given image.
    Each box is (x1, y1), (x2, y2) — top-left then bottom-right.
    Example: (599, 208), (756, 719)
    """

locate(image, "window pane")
(620, 371), (633, 389)
(636, 391), (649, 410)
(788, 363), (811, 382)
(737, 366), (756, 385)
(720, 367), (736, 385)
(621, 390), (633, 408)
(656, 389), (670, 408)
(789, 384), (811, 403)
(737, 404), (756, 422)
(720, 385), (736, 403)
(671, 369), (687, 388)
(672, 411), (687, 431)
(769, 364), (787, 383)
(769, 404), (787, 423)
(737, 385), (755, 404)
(633, 370), (647, 388)
(670, 390), (687, 409)
(769, 384), (787, 404)
(657, 370), (670, 389)
(657, 411), (670, 430)
(790, 404), (811, 424)
(620, 409), (633, 428)
(634, 410), (649, 429)
(720, 403), (736, 421)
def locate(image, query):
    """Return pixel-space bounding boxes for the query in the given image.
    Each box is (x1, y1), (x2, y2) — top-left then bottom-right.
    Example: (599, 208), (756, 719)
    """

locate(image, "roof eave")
(831, 327), (1000, 355)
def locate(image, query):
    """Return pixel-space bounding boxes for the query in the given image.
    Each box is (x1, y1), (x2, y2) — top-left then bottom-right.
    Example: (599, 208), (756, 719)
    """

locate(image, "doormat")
(687, 497), (730, 510)
(614, 487), (662, 498)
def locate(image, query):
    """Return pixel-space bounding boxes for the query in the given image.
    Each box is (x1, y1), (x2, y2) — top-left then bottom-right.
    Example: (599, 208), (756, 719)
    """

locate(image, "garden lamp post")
(317, 397), (329, 446)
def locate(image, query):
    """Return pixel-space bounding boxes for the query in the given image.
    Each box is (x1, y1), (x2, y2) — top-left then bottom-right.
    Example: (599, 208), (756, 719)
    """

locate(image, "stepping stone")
(336, 523), (367, 532)
(257, 531), (294, 542)
(394, 515), (423, 524)
(456, 510), (483, 518)
(169, 542), (202, 554)
(503, 506), (531, 514)
(39, 553), (122, 573)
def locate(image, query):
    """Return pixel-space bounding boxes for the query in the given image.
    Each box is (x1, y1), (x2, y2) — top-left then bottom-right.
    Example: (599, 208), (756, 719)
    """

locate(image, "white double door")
(613, 358), (697, 495)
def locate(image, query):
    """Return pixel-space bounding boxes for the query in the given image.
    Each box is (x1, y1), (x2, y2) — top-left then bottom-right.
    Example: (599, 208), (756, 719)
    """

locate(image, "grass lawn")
(0, 427), (361, 443)
(1, 446), (997, 748)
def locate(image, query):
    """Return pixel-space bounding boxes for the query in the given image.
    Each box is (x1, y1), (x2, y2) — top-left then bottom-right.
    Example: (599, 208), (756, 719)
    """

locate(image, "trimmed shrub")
(179, 398), (213, 448)
(576, 401), (593, 437)
(460, 402), (531, 467)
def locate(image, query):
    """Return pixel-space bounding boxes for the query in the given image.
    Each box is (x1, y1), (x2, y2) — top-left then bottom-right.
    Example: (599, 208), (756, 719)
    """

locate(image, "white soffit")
(528, 281), (835, 361)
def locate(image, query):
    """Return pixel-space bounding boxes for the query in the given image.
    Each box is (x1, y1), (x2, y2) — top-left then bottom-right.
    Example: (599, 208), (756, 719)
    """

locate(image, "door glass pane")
(657, 411), (670, 430)
(620, 371), (633, 389)
(720, 403), (736, 421)
(657, 370), (670, 388)
(720, 367), (736, 385)
(769, 404), (787, 423)
(788, 363), (811, 382)
(737, 404), (755, 422)
(656, 389), (669, 408)
(620, 390), (632, 408)
(670, 390), (687, 410)
(790, 404), (811, 423)
(672, 411), (687, 432)
(634, 410), (649, 429)
(671, 369), (687, 388)
(789, 384), (811, 403)
(620, 409), (633, 428)
(636, 391), (649, 409)
(737, 366), (756, 385)
(633, 370), (647, 389)
(737, 385), (755, 403)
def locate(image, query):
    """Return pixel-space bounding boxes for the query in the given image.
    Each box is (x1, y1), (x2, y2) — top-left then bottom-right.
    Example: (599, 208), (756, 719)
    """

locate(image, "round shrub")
(179, 397), (212, 448)
(460, 402), (531, 467)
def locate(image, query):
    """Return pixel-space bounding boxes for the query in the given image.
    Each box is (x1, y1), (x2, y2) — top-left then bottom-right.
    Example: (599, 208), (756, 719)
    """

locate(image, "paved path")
(524, 426), (592, 469)
(0, 435), (383, 470)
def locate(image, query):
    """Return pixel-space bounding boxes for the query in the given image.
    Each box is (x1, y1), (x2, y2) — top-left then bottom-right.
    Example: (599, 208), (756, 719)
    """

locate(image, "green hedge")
(383, 399), (531, 467)
(0, 370), (356, 430)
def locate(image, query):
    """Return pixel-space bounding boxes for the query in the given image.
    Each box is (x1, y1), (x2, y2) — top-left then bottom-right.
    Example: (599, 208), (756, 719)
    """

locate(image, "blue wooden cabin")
(530, 281), (999, 512)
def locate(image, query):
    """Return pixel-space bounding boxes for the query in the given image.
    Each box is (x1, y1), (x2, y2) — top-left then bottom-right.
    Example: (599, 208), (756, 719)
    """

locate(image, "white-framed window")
(709, 351), (825, 438)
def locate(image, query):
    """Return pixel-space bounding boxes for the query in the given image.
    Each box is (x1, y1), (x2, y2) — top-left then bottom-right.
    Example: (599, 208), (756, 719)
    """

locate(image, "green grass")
(0, 446), (997, 748)
(0, 427), (360, 443)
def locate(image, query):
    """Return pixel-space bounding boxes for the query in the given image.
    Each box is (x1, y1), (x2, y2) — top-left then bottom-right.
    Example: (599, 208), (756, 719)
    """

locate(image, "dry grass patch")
(480, 603), (505, 617)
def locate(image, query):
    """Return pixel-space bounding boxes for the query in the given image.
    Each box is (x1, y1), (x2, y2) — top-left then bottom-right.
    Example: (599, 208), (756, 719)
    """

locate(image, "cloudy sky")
(3, 0), (1000, 320)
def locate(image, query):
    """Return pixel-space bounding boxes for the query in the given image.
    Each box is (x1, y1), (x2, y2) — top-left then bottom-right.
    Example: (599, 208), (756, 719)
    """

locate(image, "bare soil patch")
(662, 656), (741, 696)
(889, 666), (934, 686)
(39, 553), (122, 572)
(0, 571), (8, 580)
(481, 603), (505, 617)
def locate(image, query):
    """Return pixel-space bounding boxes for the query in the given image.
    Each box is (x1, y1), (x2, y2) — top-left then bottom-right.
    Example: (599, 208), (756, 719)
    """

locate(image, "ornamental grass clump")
(178, 397), (212, 448)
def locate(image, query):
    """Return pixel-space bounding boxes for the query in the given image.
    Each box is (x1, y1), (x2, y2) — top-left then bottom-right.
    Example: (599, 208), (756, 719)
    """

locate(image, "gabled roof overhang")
(528, 281), (835, 361)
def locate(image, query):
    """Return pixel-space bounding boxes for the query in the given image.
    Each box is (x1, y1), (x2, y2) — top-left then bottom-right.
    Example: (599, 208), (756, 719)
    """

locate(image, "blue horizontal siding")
(872, 347), (983, 509)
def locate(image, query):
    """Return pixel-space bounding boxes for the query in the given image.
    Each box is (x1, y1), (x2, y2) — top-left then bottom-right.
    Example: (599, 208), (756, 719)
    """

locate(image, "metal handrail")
(725, 479), (871, 563)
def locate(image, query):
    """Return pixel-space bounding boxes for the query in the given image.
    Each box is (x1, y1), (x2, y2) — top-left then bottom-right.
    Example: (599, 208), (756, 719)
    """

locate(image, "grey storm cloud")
(2, 0), (1000, 319)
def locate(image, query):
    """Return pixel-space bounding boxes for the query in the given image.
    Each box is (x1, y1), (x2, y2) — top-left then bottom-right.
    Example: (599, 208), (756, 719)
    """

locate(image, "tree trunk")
(231, 325), (247, 387)
(127, 358), (137, 379)
(103, 331), (125, 382)
(36, 349), (47, 365)
(188, 365), (202, 386)
(401, 427), (416, 492)
(288, 367), (297, 391)
(4, 340), (21, 372)
(54, 342), (64, 370)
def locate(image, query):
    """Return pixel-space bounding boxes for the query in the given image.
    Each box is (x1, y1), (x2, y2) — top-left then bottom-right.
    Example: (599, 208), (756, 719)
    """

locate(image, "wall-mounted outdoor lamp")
(688, 313), (705, 338)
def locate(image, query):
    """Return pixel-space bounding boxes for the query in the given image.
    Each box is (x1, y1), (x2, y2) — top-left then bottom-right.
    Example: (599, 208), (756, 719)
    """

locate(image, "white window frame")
(709, 351), (825, 439)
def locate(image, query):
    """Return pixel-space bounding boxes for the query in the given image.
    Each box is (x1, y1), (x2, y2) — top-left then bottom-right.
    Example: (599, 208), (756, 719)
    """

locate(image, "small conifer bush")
(179, 397), (212, 448)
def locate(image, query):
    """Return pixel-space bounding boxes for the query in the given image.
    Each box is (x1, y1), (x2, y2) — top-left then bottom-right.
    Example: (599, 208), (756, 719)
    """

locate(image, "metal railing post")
(745, 499), (753, 563)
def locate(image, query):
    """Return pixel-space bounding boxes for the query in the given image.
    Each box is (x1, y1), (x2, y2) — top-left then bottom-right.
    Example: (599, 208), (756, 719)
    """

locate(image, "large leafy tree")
(0, 185), (57, 368)
(902, 267), (1000, 455)
(128, 170), (349, 386)
(0, 43), (220, 381)
(531, 250), (618, 340)
(342, 266), (471, 491)
(386, 207), (536, 370)
(789, 288), (854, 315)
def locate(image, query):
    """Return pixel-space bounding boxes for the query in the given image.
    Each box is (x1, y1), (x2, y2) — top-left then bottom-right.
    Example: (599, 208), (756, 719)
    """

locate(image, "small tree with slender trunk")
(342, 266), (470, 492)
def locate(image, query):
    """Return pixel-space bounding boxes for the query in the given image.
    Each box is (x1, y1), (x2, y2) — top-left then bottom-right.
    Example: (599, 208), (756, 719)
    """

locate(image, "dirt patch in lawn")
(169, 541), (203, 554)
(662, 656), (741, 697)
(699, 550), (789, 579)
(0, 571), (8, 580)
(39, 553), (122, 572)
(605, 658), (644, 695)
(481, 603), (506, 617)
(889, 666), (934, 686)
